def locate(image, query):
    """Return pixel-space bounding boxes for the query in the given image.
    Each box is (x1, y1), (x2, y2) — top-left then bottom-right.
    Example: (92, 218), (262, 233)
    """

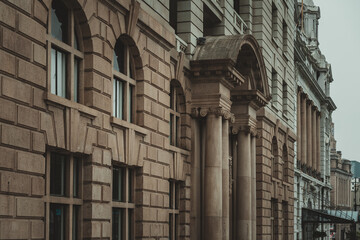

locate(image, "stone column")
(301, 95), (307, 166)
(317, 112), (321, 172)
(307, 101), (312, 168)
(190, 119), (201, 240)
(204, 113), (223, 240)
(236, 128), (252, 240)
(312, 108), (317, 171)
(297, 90), (301, 164)
(251, 134), (257, 239)
(222, 119), (230, 240)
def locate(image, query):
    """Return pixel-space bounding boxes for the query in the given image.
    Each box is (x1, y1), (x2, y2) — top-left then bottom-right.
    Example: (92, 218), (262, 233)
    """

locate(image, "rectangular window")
(128, 85), (134, 123)
(46, 152), (83, 240)
(170, 113), (174, 146)
(113, 166), (125, 202)
(51, 48), (67, 98)
(50, 153), (67, 196)
(283, 20), (288, 53)
(271, 68), (279, 110)
(282, 81), (288, 115)
(169, 181), (180, 240)
(74, 58), (79, 103)
(169, 0), (177, 32)
(50, 204), (66, 240)
(112, 166), (135, 240)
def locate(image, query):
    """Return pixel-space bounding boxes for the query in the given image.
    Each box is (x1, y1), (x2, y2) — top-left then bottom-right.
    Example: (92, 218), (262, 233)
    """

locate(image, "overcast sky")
(312, 0), (360, 161)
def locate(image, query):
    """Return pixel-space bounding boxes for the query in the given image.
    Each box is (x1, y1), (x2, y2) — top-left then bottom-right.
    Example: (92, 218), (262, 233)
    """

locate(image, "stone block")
(157, 149), (171, 165)
(34, 0), (47, 24)
(84, 54), (112, 77)
(0, 146), (15, 169)
(18, 59), (46, 87)
(149, 54), (160, 71)
(151, 71), (165, 90)
(33, 87), (46, 109)
(92, 165), (112, 184)
(17, 105), (39, 129)
(0, 194), (15, 216)
(83, 220), (101, 238)
(138, 113), (158, 131)
(151, 101), (164, 119)
(141, 207), (157, 221)
(18, 12), (46, 43)
(142, 175), (157, 191)
(0, 97), (16, 122)
(0, 220), (29, 239)
(2, 27), (32, 59)
(1, 123), (31, 150)
(158, 90), (170, 107)
(8, 0), (32, 14)
(98, 1), (109, 22)
(102, 149), (112, 166)
(102, 185), (111, 202)
(150, 132), (164, 148)
(0, 49), (16, 75)
(150, 162), (164, 178)
(157, 179), (169, 193)
(137, 81), (158, 101)
(84, 202), (111, 220)
(33, 43), (46, 66)
(0, 171), (31, 195)
(17, 151), (45, 174)
(102, 221), (111, 238)
(16, 197), (44, 217)
(2, 76), (31, 103)
(150, 193), (164, 207)
(83, 183), (101, 201)
(84, 71), (103, 92)
(0, 2), (16, 28)
(31, 220), (44, 239)
(97, 130), (107, 147)
(32, 131), (46, 153)
(31, 176), (45, 196)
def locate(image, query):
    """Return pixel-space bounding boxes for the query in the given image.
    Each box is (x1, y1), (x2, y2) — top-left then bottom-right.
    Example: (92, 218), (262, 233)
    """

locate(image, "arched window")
(169, 80), (185, 147)
(271, 137), (278, 178)
(113, 39), (135, 123)
(49, 0), (83, 102)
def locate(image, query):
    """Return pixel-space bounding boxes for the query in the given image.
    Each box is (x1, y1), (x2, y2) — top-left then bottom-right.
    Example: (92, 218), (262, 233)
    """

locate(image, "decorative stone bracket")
(191, 107), (235, 123)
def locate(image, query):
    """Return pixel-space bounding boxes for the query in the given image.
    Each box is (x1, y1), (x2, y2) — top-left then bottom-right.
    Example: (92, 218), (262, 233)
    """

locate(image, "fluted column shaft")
(307, 101), (312, 168)
(301, 95), (307, 166)
(297, 91), (302, 163)
(222, 119), (229, 240)
(236, 130), (252, 240)
(204, 113), (223, 240)
(251, 135), (257, 239)
(312, 107), (317, 170)
(316, 112), (321, 172)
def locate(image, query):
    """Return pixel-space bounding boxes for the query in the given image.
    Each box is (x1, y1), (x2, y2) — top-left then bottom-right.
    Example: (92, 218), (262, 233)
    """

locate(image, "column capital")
(191, 107), (235, 122)
(231, 124), (258, 137)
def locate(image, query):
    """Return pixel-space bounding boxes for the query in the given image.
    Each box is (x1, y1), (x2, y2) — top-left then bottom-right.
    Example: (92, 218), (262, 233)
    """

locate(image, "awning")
(302, 207), (358, 224)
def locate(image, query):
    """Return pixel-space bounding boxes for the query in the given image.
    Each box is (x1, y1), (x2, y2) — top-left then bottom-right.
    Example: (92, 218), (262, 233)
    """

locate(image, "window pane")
(175, 214), (178, 240)
(169, 181), (173, 209)
(114, 41), (125, 74)
(128, 85), (133, 123)
(74, 30), (79, 50)
(113, 167), (125, 202)
(51, 48), (57, 95)
(50, 204), (66, 240)
(170, 114), (174, 146)
(73, 157), (79, 197)
(113, 79), (117, 116)
(51, 0), (68, 43)
(50, 153), (66, 196)
(175, 182), (179, 209)
(170, 85), (174, 110)
(112, 208), (124, 240)
(175, 116), (179, 147)
(119, 81), (124, 120)
(169, 213), (173, 240)
(113, 51), (120, 72)
(128, 209), (133, 240)
(72, 205), (79, 240)
(74, 58), (79, 103)
(128, 169), (133, 203)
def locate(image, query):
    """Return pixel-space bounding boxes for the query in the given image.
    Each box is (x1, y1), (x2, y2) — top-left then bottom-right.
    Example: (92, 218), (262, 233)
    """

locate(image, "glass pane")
(170, 114), (174, 146)
(51, 48), (56, 94)
(55, 50), (67, 98)
(175, 116), (179, 147)
(73, 157), (79, 197)
(169, 181), (173, 208)
(175, 182), (179, 209)
(175, 214), (178, 240)
(113, 167), (125, 202)
(74, 30), (79, 50)
(113, 79), (117, 116)
(50, 153), (66, 196)
(170, 85), (174, 110)
(50, 204), (66, 240)
(112, 208), (124, 240)
(128, 85), (133, 123)
(169, 213), (173, 240)
(51, 0), (68, 43)
(119, 81), (124, 120)
(72, 205), (79, 240)
(128, 169), (133, 203)
(114, 40), (125, 74)
(128, 209), (133, 240)
(113, 51), (119, 72)
(74, 58), (79, 103)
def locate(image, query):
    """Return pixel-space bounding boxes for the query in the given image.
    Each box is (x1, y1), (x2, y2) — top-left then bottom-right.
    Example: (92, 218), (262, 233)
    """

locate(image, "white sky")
(313, 0), (360, 161)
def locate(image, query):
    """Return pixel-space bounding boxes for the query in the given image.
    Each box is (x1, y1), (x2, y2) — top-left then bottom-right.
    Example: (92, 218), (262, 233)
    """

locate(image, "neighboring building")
(351, 160), (360, 237)
(0, 0), (297, 240)
(330, 124), (353, 239)
(293, 0), (336, 239)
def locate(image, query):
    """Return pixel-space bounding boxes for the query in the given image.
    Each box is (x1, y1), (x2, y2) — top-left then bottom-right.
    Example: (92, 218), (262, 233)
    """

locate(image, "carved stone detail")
(191, 107), (235, 121)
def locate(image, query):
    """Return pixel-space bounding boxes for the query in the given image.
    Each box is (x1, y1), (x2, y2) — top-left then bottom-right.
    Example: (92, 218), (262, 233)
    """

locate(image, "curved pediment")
(192, 35), (270, 103)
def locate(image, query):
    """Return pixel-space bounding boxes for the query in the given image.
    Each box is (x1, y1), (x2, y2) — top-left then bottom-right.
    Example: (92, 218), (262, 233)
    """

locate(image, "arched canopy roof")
(192, 34), (270, 100)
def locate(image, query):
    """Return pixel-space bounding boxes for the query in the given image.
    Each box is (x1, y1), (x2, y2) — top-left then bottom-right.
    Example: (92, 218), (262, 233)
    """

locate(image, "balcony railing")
(233, 10), (248, 34)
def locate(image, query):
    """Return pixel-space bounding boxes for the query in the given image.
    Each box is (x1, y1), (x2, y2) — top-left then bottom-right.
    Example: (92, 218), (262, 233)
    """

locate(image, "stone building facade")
(293, 0), (336, 239)
(0, 0), (297, 240)
(330, 123), (352, 239)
